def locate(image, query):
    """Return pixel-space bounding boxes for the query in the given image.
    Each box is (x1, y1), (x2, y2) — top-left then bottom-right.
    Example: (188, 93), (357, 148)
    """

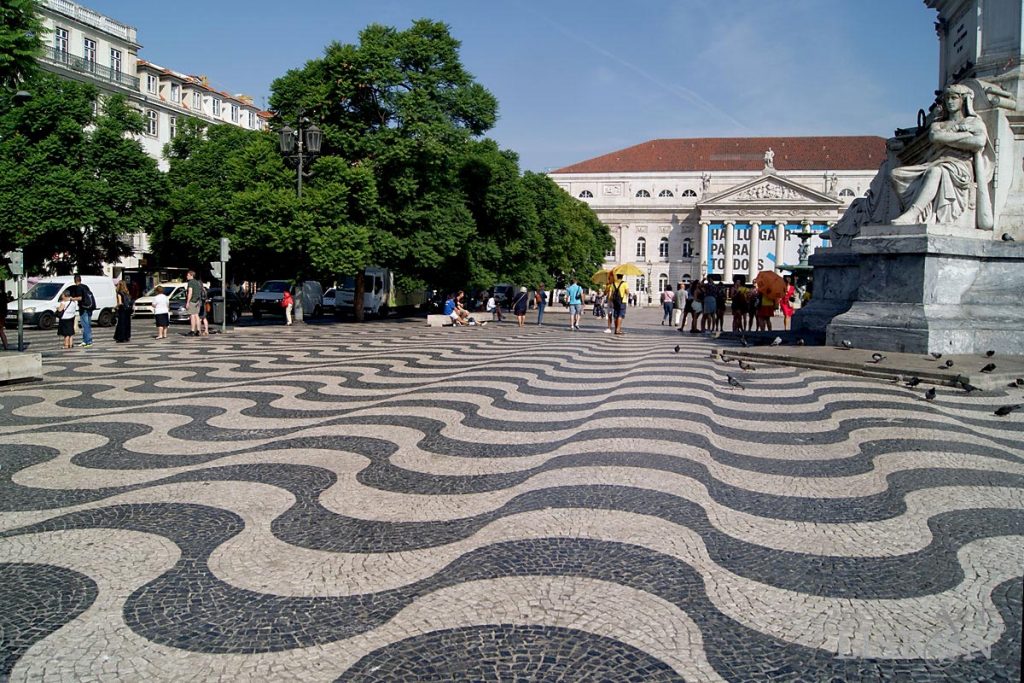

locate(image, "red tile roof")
(552, 136), (887, 174)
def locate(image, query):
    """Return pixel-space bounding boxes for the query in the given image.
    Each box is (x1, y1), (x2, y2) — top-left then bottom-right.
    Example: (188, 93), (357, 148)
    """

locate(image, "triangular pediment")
(698, 174), (841, 207)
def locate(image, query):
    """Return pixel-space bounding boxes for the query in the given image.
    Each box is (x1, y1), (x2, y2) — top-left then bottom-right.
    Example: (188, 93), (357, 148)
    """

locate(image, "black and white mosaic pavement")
(1, 309), (1022, 681)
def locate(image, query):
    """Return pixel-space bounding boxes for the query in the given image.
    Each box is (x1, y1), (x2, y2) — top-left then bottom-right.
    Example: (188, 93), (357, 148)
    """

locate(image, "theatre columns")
(723, 220), (735, 281)
(698, 220), (709, 279)
(748, 221), (761, 283)
(774, 221), (786, 273)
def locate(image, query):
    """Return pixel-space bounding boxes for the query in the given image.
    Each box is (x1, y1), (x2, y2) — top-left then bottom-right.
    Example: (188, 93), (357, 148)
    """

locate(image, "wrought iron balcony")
(41, 46), (140, 90)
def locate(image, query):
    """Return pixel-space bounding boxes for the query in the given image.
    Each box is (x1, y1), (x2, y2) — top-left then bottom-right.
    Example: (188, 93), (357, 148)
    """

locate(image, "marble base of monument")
(823, 226), (1024, 354)
(791, 250), (860, 336)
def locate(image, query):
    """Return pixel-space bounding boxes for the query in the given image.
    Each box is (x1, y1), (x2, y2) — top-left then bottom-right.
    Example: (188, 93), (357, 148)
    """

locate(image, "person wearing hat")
(512, 286), (529, 327)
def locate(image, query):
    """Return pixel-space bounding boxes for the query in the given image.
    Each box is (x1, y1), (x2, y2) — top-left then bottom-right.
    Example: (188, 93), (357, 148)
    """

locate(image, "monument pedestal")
(820, 226), (1024, 354)
(791, 250), (859, 335)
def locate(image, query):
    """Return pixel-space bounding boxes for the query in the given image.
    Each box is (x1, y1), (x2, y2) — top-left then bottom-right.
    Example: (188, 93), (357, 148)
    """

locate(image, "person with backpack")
(69, 274), (95, 347)
(610, 273), (629, 335)
(114, 280), (133, 343)
(565, 277), (584, 330)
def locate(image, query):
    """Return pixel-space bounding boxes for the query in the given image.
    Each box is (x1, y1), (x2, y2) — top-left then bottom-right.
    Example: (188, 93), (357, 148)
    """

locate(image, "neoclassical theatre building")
(549, 137), (886, 300)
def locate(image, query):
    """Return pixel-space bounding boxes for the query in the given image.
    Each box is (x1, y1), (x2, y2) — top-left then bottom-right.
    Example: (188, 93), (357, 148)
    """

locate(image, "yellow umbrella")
(613, 263), (645, 277)
(591, 269), (614, 285)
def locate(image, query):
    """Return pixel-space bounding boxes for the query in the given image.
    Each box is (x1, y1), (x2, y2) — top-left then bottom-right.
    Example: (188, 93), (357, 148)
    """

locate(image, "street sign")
(5, 249), (23, 276)
(209, 262), (222, 280)
(220, 237), (230, 262)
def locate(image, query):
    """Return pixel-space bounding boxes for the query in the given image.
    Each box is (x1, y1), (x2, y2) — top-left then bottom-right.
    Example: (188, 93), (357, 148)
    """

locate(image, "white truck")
(336, 267), (426, 316)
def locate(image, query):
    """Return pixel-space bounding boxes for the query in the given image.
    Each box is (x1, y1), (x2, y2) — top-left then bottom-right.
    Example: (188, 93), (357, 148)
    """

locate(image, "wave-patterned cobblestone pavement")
(1, 315), (1022, 681)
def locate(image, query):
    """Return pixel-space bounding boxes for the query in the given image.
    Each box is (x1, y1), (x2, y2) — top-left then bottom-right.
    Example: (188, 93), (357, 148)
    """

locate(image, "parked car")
(5, 275), (117, 330)
(322, 288), (337, 315)
(132, 282), (186, 318)
(252, 279), (324, 319)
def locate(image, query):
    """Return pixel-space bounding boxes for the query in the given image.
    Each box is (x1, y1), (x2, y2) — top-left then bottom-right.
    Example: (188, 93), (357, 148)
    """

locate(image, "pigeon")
(1001, 233), (1015, 242)
(796, 338), (805, 346)
(995, 404), (1021, 416)
(942, 359), (954, 369)
(955, 376), (981, 393)
(1015, 378), (1024, 387)
(722, 357), (735, 364)
(840, 339), (853, 349)
(770, 337), (782, 347)
(985, 350), (995, 357)
(981, 363), (996, 373)
(870, 352), (886, 364)
(906, 376), (922, 387)
(674, 345), (680, 353)
(740, 337), (750, 348)
(924, 387), (936, 401)
(726, 374), (745, 389)
(929, 352), (942, 360)
(739, 360), (756, 371)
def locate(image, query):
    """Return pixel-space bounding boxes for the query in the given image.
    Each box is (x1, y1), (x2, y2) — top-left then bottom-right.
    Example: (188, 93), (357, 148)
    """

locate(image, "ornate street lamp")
(278, 114), (322, 198)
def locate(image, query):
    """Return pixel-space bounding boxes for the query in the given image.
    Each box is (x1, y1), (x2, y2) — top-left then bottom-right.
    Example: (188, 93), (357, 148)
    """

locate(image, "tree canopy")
(0, 74), (166, 274)
(0, 0), (43, 91)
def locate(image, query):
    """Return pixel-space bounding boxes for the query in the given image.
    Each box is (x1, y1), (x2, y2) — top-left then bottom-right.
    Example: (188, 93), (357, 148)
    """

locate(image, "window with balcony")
(658, 237), (669, 258)
(54, 27), (69, 59)
(682, 238), (693, 258)
(170, 83), (180, 103)
(110, 48), (121, 76)
(578, 190), (593, 198)
(83, 38), (97, 70)
(658, 189), (673, 197)
(146, 74), (157, 94)
(146, 110), (158, 136)
(231, 104), (239, 123)
(635, 189), (651, 198)
(635, 237), (646, 258)
(212, 98), (222, 116)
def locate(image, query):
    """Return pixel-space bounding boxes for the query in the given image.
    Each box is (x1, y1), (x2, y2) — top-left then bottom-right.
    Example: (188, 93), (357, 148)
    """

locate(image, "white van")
(5, 275), (118, 330)
(337, 267), (427, 316)
(132, 282), (186, 318)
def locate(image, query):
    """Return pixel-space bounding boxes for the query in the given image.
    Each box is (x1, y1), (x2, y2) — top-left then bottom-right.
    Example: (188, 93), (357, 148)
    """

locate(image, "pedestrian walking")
(660, 284), (675, 325)
(114, 280), (132, 343)
(152, 285), (170, 339)
(535, 284), (547, 325)
(198, 285), (210, 335)
(57, 291), (77, 349)
(69, 274), (95, 347)
(565, 277), (583, 330)
(282, 289), (294, 325)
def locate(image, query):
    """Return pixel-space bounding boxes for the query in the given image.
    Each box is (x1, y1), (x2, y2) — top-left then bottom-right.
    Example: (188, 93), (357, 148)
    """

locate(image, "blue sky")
(83, 0), (939, 172)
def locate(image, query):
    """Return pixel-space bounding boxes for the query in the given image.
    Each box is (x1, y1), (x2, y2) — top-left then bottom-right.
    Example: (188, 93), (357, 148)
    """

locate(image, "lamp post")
(646, 259), (653, 305)
(278, 114), (322, 198)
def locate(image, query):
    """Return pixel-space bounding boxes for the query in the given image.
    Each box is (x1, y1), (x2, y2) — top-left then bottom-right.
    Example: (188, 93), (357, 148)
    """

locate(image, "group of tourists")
(669, 274), (802, 334)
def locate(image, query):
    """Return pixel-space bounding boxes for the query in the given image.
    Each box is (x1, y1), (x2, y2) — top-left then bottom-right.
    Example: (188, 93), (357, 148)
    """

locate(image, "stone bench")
(0, 352), (42, 384)
(426, 311), (495, 327)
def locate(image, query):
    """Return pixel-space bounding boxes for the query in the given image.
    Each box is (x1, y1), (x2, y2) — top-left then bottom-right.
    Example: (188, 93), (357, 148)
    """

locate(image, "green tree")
(522, 171), (613, 286)
(0, 0), (43, 91)
(158, 117), (377, 286)
(0, 74), (166, 274)
(269, 20), (498, 291)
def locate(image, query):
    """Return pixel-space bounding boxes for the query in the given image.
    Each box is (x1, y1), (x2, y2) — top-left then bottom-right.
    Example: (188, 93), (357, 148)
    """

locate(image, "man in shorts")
(565, 277), (583, 330)
(612, 273), (629, 335)
(184, 270), (202, 336)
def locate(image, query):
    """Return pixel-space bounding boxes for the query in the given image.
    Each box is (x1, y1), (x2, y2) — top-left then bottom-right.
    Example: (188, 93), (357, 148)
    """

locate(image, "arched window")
(635, 237), (646, 258)
(839, 188), (855, 198)
(658, 237), (669, 258)
(658, 273), (669, 292)
(658, 189), (673, 197)
(578, 190), (594, 198)
(637, 275), (647, 293)
(682, 238), (693, 258)
(635, 189), (651, 198)
(681, 189), (697, 197)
